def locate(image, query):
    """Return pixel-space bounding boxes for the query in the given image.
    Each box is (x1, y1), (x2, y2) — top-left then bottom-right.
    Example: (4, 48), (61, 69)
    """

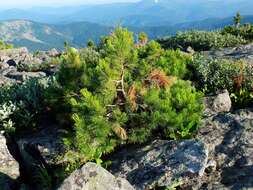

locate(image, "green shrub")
(0, 40), (13, 50)
(231, 88), (253, 108)
(45, 47), (102, 126)
(129, 79), (203, 142)
(135, 41), (192, 79)
(191, 55), (253, 107)
(191, 55), (252, 92)
(222, 24), (253, 41)
(47, 27), (203, 165)
(0, 101), (18, 133)
(158, 30), (246, 51)
(0, 78), (51, 133)
(155, 49), (192, 79)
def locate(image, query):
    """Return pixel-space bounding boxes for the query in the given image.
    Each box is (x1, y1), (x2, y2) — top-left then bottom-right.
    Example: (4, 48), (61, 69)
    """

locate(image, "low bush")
(222, 24), (253, 41)
(0, 40), (13, 50)
(0, 78), (52, 133)
(231, 88), (253, 108)
(191, 55), (252, 92)
(191, 55), (253, 108)
(158, 30), (246, 51)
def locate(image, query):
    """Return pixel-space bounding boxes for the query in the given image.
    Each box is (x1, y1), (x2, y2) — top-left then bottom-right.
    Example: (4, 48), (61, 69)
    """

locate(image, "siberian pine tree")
(47, 27), (203, 166)
(234, 12), (242, 28)
(138, 32), (148, 46)
(87, 39), (95, 49)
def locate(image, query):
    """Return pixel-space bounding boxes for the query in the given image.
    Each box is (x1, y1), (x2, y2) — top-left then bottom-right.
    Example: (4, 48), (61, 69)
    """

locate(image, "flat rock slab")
(58, 162), (135, 190)
(109, 140), (208, 190)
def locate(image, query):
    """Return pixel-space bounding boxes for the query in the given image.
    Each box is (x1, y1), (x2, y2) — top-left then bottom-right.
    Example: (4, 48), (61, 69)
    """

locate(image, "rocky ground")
(0, 46), (253, 190)
(205, 43), (253, 65)
(0, 47), (59, 86)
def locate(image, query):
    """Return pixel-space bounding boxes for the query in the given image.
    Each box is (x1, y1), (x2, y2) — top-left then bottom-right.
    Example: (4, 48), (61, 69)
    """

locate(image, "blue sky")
(1, 0), (139, 8)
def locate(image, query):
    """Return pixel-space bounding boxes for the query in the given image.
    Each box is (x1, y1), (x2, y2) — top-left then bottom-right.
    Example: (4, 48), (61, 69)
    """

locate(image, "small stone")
(186, 46), (195, 54)
(204, 90), (231, 114)
(212, 90), (231, 112)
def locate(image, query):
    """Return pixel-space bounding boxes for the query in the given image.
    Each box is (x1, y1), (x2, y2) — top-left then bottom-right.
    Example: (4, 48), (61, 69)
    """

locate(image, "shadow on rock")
(221, 165), (253, 190)
(0, 172), (19, 190)
(214, 112), (253, 189)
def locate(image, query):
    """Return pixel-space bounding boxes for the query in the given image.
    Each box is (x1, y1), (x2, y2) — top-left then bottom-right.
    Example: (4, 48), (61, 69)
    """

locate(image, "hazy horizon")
(0, 0), (140, 9)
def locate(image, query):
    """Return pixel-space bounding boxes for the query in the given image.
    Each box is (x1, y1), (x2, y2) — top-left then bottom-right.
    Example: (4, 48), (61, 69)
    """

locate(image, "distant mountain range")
(1, 0), (253, 27)
(1, 0), (253, 51)
(0, 15), (253, 51)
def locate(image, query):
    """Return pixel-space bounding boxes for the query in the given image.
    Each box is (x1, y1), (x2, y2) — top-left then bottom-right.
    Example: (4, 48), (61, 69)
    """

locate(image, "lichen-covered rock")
(109, 140), (208, 190)
(204, 90), (232, 114)
(0, 47), (29, 58)
(0, 132), (19, 190)
(0, 75), (17, 86)
(47, 48), (59, 57)
(186, 46), (195, 54)
(58, 162), (135, 190)
(0, 62), (10, 69)
(0, 66), (17, 76)
(7, 71), (46, 82)
(196, 109), (253, 189)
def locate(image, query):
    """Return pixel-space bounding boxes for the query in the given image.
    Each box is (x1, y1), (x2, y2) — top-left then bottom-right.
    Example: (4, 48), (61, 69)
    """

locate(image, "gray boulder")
(47, 48), (59, 57)
(0, 47), (29, 58)
(204, 90), (232, 114)
(0, 62), (10, 69)
(0, 75), (17, 86)
(196, 109), (253, 189)
(58, 162), (135, 190)
(0, 56), (12, 63)
(0, 47), (43, 69)
(35, 49), (59, 63)
(0, 132), (20, 190)
(0, 66), (17, 76)
(35, 51), (51, 63)
(186, 46), (195, 54)
(109, 140), (208, 190)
